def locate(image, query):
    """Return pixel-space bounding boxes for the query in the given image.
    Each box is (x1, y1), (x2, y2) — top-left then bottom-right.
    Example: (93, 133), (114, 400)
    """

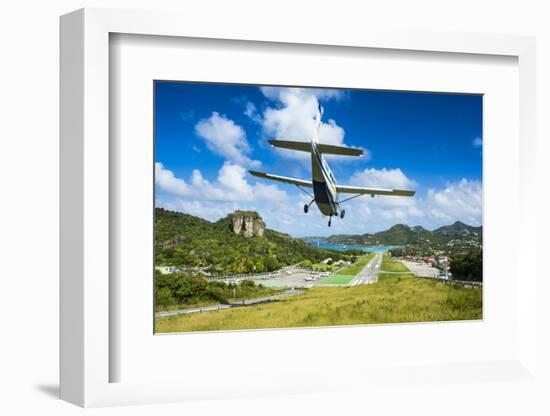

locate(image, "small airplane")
(249, 105), (416, 226)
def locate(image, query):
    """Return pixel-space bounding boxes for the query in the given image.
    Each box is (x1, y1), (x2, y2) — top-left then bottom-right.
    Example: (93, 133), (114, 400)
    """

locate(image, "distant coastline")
(307, 241), (402, 253)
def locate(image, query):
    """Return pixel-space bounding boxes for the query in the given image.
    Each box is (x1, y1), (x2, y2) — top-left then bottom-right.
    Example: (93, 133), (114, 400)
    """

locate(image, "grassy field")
(380, 253), (410, 273)
(156, 272), (482, 333)
(378, 272), (416, 283)
(320, 274), (356, 285)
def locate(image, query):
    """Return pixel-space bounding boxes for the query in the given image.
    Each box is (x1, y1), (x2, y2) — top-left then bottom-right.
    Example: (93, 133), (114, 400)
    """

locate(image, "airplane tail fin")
(314, 104), (323, 141)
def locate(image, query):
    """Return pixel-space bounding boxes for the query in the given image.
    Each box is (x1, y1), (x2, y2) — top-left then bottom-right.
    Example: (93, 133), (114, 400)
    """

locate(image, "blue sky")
(155, 82), (482, 237)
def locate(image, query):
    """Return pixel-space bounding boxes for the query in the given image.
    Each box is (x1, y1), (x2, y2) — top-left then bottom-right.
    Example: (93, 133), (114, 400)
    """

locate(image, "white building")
(155, 265), (176, 274)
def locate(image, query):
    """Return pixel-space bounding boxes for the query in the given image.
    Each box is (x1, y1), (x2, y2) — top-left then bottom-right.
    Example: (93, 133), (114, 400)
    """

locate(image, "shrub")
(240, 279), (256, 289)
(156, 287), (176, 306)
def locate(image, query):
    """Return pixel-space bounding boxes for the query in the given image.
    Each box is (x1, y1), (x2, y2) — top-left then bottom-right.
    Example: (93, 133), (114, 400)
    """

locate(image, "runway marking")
(348, 253), (382, 286)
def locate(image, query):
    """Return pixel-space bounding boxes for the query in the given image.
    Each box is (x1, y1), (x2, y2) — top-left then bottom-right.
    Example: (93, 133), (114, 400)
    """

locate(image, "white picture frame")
(60, 8), (538, 408)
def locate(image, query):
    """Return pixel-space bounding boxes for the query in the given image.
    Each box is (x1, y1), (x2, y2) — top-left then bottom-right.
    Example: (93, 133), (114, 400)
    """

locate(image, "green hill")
(325, 223), (436, 245)
(155, 208), (348, 274)
(433, 221), (482, 237)
(322, 221), (482, 247)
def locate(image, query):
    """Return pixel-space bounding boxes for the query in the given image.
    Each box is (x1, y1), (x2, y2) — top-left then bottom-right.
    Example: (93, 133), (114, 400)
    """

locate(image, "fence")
(205, 271), (274, 282)
(206, 267), (310, 283)
(417, 274), (482, 288)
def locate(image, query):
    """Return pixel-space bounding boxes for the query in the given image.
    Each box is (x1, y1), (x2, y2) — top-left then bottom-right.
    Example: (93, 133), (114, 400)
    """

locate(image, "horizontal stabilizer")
(316, 144), (364, 157)
(268, 140), (311, 153)
(268, 140), (363, 157)
(336, 184), (415, 197)
(249, 170), (312, 188)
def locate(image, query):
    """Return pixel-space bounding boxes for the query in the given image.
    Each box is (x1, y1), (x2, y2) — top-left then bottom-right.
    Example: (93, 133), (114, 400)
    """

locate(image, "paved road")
(252, 269), (319, 289)
(155, 289), (304, 318)
(350, 253), (383, 286)
(156, 304), (232, 317)
(228, 289), (303, 306)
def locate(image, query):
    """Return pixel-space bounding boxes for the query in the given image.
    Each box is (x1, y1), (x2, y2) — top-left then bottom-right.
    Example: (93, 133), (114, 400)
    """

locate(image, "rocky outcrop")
(230, 211), (265, 238)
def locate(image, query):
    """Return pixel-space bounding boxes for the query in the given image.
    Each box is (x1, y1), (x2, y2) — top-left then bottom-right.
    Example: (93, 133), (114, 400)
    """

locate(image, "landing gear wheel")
(304, 204), (309, 213)
(340, 209), (346, 219)
(328, 216), (332, 227)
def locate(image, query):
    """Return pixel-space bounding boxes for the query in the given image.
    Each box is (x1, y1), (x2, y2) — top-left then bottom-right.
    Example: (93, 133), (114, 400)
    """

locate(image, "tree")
(300, 260), (313, 269)
(450, 250), (482, 282)
(174, 274), (208, 301)
(254, 258), (265, 273)
(389, 248), (404, 257)
(264, 256), (280, 271)
(241, 279), (256, 289)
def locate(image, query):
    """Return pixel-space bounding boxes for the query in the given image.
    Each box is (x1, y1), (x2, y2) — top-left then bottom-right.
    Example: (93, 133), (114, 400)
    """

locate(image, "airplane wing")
(336, 184), (415, 197)
(249, 170), (312, 188)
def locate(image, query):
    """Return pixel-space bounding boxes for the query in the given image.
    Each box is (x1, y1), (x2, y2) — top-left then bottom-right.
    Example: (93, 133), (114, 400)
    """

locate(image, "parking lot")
(251, 267), (323, 288)
(401, 260), (442, 278)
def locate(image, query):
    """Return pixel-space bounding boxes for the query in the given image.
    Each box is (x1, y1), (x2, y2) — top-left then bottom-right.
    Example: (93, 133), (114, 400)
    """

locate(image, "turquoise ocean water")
(308, 241), (401, 253)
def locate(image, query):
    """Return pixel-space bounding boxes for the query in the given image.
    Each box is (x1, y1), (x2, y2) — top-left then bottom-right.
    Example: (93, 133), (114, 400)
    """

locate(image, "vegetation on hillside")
(155, 270), (277, 311)
(322, 221), (481, 245)
(155, 208), (349, 274)
(298, 259), (345, 273)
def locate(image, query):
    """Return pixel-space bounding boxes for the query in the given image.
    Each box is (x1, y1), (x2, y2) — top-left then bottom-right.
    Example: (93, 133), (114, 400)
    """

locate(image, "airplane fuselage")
(311, 141), (339, 217)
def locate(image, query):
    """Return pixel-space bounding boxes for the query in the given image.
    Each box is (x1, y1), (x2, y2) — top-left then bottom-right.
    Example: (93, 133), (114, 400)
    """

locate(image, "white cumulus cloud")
(155, 162), (190, 196)
(350, 167), (417, 190)
(155, 161), (295, 225)
(323, 168), (482, 233)
(259, 87), (367, 161)
(424, 178), (482, 225)
(260, 87), (346, 103)
(157, 163), (482, 234)
(195, 112), (260, 167)
(156, 161), (289, 204)
(243, 101), (262, 123)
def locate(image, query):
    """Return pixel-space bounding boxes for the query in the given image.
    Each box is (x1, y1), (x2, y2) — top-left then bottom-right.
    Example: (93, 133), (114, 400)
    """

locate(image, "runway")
(350, 253), (383, 285)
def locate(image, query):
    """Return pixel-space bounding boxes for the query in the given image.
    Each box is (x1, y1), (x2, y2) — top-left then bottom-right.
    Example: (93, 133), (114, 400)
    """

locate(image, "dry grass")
(156, 272), (482, 333)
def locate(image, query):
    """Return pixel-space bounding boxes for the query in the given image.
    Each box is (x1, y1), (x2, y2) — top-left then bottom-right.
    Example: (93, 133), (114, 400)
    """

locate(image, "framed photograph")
(60, 8), (538, 408)
(152, 80), (483, 335)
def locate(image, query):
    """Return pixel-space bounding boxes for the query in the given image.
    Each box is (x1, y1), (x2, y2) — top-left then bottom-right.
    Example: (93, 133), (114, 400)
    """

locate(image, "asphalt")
(155, 289), (304, 318)
(350, 253), (383, 285)
(401, 260), (440, 278)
